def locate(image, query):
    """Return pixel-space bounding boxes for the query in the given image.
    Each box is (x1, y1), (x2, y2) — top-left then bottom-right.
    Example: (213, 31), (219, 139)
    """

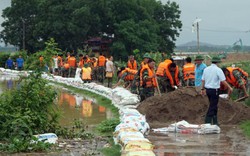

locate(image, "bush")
(0, 70), (59, 151)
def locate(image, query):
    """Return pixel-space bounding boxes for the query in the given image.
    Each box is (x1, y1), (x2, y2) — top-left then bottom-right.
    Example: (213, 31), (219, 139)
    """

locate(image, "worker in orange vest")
(156, 58), (173, 93)
(113, 67), (138, 89)
(62, 62), (70, 77)
(126, 55), (138, 88)
(140, 59), (157, 101)
(97, 53), (106, 83)
(222, 67), (249, 98)
(57, 54), (64, 76)
(165, 62), (182, 92)
(78, 54), (84, 68)
(90, 57), (98, 81)
(182, 57), (195, 86)
(67, 54), (77, 77)
(81, 63), (92, 83)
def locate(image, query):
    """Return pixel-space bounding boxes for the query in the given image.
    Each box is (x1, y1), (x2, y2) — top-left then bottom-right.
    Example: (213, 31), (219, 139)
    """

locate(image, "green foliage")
(25, 38), (61, 70)
(101, 144), (121, 156)
(0, 70), (59, 152)
(0, 52), (10, 67)
(55, 119), (94, 139)
(96, 119), (120, 134)
(240, 121), (250, 138)
(0, 137), (52, 153)
(1, 0), (182, 56)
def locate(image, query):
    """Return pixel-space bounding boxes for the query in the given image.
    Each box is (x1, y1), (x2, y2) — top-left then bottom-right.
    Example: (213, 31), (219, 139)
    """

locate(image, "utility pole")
(197, 22), (200, 54)
(22, 18), (25, 51)
(192, 18), (202, 54)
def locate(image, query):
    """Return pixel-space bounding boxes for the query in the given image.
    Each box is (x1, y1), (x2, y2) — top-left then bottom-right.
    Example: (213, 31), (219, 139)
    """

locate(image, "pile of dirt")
(137, 87), (250, 128)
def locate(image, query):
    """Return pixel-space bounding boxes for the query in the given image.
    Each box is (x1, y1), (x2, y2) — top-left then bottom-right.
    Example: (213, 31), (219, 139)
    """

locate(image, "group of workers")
(114, 53), (248, 125)
(40, 52), (111, 84)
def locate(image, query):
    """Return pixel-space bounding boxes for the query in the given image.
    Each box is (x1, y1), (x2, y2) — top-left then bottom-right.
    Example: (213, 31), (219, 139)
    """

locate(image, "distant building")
(84, 37), (112, 57)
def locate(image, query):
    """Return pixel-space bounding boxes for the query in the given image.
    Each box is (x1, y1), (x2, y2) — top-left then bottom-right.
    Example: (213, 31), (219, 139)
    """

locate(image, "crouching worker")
(140, 59), (156, 101)
(222, 67), (249, 99)
(113, 67), (138, 89)
(81, 64), (92, 83)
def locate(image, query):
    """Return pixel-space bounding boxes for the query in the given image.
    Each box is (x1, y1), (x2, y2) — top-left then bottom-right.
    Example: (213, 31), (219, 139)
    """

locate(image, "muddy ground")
(138, 87), (250, 128)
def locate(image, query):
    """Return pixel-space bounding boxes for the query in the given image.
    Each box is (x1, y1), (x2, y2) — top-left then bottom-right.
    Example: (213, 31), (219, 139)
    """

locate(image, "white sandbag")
(198, 124), (221, 134)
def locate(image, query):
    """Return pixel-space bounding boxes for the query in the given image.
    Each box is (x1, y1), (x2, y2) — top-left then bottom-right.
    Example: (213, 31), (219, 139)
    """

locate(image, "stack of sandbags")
(113, 109), (155, 156)
(112, 87), (140, 109)
(198, 124), (221, 134)
(152, 120), (221, 135)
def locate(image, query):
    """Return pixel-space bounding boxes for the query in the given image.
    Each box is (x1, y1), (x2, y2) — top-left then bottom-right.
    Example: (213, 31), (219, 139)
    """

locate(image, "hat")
(211, 56), (221, 63)
(143, 53), (152, 59)
(195, 55), (204, 61)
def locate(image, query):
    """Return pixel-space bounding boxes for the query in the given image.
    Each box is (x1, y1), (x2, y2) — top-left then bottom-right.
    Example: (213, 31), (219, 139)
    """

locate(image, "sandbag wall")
(0, 68), (155, 156)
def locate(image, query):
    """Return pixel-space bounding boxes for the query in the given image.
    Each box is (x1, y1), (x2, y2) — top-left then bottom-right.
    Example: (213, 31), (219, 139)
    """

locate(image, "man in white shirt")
(106, 56), (114, 88)
(201, 56), (232, 125)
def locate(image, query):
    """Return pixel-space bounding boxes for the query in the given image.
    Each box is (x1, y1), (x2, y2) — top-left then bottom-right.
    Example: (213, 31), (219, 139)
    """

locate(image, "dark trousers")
(206, 88), (219, 117)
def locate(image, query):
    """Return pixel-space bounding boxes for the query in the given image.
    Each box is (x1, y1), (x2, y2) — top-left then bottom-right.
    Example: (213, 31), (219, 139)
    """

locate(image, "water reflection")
(0, 76), (113, 129)
(57, 91), (111, 127)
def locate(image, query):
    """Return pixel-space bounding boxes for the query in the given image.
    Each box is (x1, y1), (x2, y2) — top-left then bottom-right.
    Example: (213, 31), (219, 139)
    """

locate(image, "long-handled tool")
(155, 75), (161, 96)
(234, 96), (248, 102)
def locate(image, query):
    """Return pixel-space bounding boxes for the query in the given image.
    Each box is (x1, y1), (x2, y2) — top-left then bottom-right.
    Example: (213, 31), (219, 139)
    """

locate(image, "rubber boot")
(212, 116), (219, 125)
(205, 116), (212, 124)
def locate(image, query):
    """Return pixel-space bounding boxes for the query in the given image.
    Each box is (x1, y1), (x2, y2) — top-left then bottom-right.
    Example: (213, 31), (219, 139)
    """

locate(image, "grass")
(240, 121), (250, 138)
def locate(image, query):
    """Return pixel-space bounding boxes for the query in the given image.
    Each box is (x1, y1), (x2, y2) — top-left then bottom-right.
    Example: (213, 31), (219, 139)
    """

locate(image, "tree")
(1, 0), (182, 57)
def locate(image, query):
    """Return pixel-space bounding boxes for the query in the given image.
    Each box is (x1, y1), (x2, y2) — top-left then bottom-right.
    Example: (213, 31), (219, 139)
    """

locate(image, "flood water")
(0, 75), (113, 129)
(148, 125), (250, 155)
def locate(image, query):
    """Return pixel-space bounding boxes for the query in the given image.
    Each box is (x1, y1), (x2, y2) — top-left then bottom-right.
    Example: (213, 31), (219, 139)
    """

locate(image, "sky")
(1, 0), (250, 46)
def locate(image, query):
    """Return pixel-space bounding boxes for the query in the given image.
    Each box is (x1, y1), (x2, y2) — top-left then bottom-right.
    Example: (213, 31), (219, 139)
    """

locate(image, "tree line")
(0, 0), (182, 58)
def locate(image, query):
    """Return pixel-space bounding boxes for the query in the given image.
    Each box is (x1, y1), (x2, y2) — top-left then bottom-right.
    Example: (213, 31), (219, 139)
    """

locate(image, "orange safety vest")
(78, 58), (84, 68)
(165, 65), (180, 86)
(82, 67), (92, 80)
(226, 67), (248, 88)
(127, 60), (137, 70)
(121, 68), (138, 80)
(57, 56), (63, 67)
(98, 56), (106, 67)
(64, 63), (70, 69)
(68, 57), (76, 67)
(127, 60), (137, 80)
(156, 59), (172, 76)
(183, 63), (195, 80)
(140, 64), (156, 88)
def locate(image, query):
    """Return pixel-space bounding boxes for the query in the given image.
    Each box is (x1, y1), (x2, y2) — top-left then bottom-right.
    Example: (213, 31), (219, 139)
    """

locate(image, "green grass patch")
(240, 121), (250, 138)
(101, 137), (121, 156)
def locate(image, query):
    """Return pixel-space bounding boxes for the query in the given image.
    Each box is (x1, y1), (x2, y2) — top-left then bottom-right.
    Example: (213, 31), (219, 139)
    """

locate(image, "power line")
(182, 26), (250, 33)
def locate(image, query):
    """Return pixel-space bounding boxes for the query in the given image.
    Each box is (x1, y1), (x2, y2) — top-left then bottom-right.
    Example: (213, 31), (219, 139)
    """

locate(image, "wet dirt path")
(147, 125), (250, 155)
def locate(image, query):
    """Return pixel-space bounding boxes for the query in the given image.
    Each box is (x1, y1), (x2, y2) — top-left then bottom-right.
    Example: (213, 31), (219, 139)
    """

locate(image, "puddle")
(147, 125), (250, 155)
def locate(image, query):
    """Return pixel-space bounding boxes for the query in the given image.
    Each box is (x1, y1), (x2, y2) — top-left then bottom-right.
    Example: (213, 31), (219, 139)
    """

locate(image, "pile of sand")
(137, 87), (250, 128)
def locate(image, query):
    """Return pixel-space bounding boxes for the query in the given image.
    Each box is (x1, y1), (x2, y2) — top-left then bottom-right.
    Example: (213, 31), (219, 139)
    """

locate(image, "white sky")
(1, 0), (250, 46)
(162, 0), (250, 46)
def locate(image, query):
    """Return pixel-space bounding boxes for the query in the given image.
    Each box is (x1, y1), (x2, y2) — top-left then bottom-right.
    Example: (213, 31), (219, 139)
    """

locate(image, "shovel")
(234, 96), (248, 102)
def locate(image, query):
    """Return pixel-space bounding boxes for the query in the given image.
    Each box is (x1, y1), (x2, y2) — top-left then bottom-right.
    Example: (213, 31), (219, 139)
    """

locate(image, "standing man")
(195, 55), (207, 89)
(16, 55), (24, 71)
(5, 57), (14, 69)
(182, 57), (195, 86)
(106, 56), (114, 88)
(201, 56), (232, 125)
(98, 53), (106, 83)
